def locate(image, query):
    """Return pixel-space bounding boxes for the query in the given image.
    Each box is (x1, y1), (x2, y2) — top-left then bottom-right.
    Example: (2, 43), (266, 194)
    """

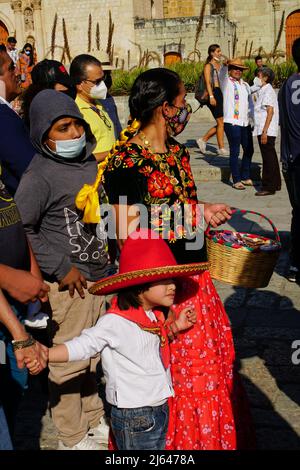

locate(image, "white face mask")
(49, 132), (86, 159)
(253, 76), (262, 87)
(89, 81), (107, 100)
(25, 50), (31, 56)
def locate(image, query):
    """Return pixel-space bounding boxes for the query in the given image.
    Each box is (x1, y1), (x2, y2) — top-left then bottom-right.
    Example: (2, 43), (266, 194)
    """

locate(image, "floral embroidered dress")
(104, 139), (254, 450)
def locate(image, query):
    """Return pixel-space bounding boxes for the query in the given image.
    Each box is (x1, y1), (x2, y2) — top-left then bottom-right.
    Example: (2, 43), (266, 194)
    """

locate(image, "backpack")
(194, 63), (214, 107)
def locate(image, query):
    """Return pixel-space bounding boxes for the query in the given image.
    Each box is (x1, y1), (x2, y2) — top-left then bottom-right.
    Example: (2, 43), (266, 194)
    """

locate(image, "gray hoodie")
(15, 89), (109, 282)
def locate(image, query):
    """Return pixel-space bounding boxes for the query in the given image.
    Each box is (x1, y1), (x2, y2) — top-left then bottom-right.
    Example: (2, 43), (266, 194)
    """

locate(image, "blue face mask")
(49, 132), (86, 159)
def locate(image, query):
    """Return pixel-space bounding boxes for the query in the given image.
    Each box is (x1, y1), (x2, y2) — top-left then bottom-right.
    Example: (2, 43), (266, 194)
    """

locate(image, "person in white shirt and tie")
(219, 58), (255, 190)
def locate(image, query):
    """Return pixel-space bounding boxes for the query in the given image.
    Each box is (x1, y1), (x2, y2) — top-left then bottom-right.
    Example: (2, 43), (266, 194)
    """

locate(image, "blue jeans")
(111, 403), (169, 450)
(0, 403), (13, 450)
(224, 124), (254, 183)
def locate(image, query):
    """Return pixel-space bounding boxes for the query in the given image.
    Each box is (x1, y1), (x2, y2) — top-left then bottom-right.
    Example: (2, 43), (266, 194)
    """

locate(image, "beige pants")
(47, 281), (105, 447)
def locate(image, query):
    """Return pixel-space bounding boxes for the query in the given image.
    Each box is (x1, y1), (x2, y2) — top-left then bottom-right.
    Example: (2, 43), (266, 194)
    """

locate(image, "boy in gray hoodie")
(15, 90), (111, 450)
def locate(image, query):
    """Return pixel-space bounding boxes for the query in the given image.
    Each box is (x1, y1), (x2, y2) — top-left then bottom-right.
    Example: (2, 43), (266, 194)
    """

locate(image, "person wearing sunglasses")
(70, 54), (115, 162)
(219, 58), (254, 190)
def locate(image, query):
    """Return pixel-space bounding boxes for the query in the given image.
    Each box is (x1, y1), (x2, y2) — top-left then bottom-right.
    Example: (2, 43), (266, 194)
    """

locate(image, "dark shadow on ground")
(223, 284), (300, 449)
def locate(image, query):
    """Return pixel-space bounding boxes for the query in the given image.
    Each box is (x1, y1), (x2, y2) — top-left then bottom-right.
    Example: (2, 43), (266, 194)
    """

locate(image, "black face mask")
(61, 87), (77, 100)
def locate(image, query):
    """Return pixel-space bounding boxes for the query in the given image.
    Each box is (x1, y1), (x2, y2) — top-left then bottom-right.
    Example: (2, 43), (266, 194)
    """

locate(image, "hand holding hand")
(59, 266), (87, 299)
(16, 341), (49, 375)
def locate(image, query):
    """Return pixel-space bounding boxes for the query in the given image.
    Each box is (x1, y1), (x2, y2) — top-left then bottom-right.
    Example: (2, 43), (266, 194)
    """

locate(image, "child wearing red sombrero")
(26, 229), (207, 450)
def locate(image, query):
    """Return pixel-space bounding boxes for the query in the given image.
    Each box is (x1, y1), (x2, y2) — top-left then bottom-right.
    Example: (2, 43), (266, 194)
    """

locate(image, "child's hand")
(24, 345), (49, 375)
(175, 306), (196, 332)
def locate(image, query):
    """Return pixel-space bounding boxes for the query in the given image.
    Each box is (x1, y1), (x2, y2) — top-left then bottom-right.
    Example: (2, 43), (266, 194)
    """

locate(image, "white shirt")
(219, 67), (253, 127)
(253, 83), (279, 137)
(65, 310), (174, 408)
(7, 48), (19, 66)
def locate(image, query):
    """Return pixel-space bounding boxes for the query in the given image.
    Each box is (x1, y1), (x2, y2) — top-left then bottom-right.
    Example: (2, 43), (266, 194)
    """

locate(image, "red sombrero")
(89, 229), (209, 295)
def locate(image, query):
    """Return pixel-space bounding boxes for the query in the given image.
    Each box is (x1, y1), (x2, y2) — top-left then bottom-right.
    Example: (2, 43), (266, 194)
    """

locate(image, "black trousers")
(283, 158), (300, 270)
(257, 135), (281, 192)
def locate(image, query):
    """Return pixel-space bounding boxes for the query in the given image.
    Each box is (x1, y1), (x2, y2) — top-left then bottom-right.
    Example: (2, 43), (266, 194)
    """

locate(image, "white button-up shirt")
(65, 310), (174, 408)
(220, 67), (253, 127)
(253, 83), (279, 137)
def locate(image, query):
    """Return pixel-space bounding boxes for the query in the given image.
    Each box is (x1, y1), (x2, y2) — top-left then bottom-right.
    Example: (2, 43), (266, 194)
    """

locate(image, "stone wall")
(134, 14), (235, 64)
(41, 0), (137, 64)
(227, 0), (300, 58)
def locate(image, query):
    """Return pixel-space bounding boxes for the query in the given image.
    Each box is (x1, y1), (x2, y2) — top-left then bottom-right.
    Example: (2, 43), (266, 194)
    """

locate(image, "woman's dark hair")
(117, 284), (152, 310)
(129, 68), (182, 125)
(22, 43), (34, 67)
(0, 43), (6, 52)
(70, 54), (102, 84)
(206, 44), (220, 64)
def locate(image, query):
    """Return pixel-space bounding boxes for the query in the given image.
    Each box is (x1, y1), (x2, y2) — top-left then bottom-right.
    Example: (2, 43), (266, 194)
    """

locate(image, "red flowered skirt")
(165, 271), (255, 450)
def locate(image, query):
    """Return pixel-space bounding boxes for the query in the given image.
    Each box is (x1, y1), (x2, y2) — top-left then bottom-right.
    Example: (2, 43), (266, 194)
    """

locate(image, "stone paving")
(13, 121), (300, 450)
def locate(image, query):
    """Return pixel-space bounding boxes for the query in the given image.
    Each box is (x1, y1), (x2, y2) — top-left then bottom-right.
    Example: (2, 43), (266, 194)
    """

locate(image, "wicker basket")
(205, 209), (281, 288)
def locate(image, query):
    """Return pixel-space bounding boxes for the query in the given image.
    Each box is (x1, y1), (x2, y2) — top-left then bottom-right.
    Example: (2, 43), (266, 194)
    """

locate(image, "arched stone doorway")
(286, 10), (300, 58)
(0, 20), (8, 46)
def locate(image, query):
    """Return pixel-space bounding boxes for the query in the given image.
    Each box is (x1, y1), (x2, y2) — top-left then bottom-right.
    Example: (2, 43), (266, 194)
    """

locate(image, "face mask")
(25, 50), (31, 56)
(163, 103), (192, 137)
(253, 76), (262, 87)
(213, 56), (221, 62)
(89, 81), (107, 100)
(49, 132), (86, 159)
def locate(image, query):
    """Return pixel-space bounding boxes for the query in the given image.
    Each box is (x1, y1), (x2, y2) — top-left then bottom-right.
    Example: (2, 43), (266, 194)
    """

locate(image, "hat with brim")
(228, 58), (249, 70)
(89, 229), (209, 295)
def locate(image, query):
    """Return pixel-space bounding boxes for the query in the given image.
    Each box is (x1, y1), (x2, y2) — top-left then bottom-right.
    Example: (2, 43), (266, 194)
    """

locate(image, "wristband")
(209, 95), (214, 98)
(12, 334), (36, 351)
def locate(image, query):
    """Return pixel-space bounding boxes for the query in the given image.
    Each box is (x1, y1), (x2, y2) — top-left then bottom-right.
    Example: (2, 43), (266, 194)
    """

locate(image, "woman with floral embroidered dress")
(76, 68), (255, 450)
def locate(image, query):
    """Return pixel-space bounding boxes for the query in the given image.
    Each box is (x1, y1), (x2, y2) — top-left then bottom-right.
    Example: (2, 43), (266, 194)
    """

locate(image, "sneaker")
(87, 418), (110, 445)
(218, 148), (228, 156)
(58, 435), (102, 450)
(197, 138), (207, 154)
(287, 266), (299, 283)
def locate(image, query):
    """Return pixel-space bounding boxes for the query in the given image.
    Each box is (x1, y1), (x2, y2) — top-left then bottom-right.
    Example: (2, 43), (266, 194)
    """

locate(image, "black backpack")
(194, 63), (214, 107)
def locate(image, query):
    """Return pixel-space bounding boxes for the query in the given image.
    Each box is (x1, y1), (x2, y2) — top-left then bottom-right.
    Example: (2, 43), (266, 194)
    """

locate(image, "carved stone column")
(32, 0), (45, 60)
(11, 0), (25, 45)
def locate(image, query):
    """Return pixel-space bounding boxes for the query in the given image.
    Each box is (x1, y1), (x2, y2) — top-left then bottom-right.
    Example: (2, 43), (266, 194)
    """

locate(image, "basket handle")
(205, 207), (281, 243)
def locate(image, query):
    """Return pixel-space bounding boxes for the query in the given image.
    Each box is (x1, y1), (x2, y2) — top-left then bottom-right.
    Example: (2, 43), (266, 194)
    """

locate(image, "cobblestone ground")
(13, 123), (300, 450)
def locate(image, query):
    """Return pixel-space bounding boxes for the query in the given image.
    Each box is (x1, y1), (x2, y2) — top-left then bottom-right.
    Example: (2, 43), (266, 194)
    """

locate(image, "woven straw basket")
(205, 209), (281, 288)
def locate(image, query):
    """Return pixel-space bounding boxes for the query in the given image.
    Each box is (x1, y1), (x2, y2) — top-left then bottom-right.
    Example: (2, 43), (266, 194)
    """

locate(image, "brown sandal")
(233, 182), (246, 190)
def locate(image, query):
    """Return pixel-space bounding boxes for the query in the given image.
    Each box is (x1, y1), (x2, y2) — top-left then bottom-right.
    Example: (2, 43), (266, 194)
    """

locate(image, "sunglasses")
(231, 67), (243, 72)
(84, 74), (107, 87)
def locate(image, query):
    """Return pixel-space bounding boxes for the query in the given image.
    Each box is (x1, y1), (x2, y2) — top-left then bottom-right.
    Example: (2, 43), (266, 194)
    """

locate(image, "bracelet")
(209, 95), (214, 98)
(12, 334), (36, 351)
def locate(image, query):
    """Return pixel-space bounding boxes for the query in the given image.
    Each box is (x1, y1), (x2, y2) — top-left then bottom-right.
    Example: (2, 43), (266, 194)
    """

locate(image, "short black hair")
(7, 37), (17, 44)
(70, 54), (102, 84)
(117, 284), (152, 310)
(292, 37), (300, 70)
(255, 55), (262, 62)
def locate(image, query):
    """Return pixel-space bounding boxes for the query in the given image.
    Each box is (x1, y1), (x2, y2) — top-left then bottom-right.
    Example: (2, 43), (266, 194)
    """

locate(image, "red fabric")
(165, 271), (255, 450)
(106, 296), (170, 369)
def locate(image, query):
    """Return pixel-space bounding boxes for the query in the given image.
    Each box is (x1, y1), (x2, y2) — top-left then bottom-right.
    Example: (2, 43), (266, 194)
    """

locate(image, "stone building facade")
(0, 0), (300, 65)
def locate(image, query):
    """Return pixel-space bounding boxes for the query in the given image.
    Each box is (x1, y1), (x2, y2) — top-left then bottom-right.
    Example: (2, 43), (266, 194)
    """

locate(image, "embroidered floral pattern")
(105, 140), (199, 241)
